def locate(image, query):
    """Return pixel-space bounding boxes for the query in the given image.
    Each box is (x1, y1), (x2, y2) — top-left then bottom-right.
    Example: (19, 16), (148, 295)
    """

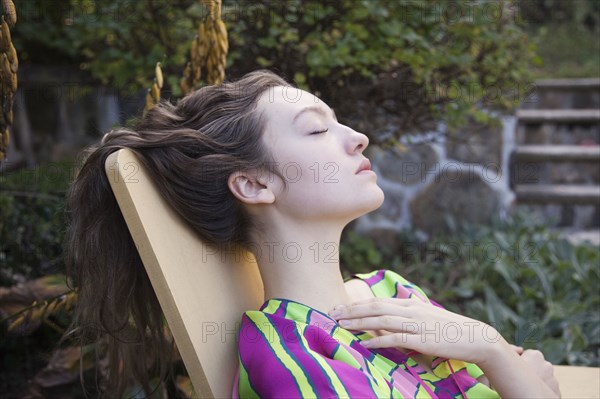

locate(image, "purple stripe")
(454, 368), (479, 392)
(372, 346), (410, 365)
(306, 323), (386, 396)
(405, 363), (438, 398)
(389, 366), (425, 398)
(432, 356), (445, 369)
(362, 269), (387, 287)
(430, 368), (476, 398)
(238, 314), (302, 397)
(324, 339), (390, 397)
(231, 366), (239, 398)
(307, 308), (337, 335)
(273, 300), (288, 318)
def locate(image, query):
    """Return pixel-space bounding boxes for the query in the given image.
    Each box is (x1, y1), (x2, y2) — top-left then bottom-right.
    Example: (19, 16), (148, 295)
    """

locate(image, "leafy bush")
(14, 0), (536, 137)
(0, 160), (74, 396)
(517, 0), (600, 78)
(2, 163), (598, 398)
(0, 160), (75, 286)
(340, 212), (600, 366)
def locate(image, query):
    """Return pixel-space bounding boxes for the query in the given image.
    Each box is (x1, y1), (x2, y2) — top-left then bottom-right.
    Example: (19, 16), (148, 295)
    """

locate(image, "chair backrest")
(104, 148), (264, 398)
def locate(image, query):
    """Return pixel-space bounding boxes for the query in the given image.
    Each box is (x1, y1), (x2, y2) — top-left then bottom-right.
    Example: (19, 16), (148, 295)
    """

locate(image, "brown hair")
(63, 69), (292, 397)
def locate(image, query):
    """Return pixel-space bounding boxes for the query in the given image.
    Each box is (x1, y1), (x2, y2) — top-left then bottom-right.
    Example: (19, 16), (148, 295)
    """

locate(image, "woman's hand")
(519, 349), (561, 397)
(504, 345), (560, 396)
(328, 297), (503, 365)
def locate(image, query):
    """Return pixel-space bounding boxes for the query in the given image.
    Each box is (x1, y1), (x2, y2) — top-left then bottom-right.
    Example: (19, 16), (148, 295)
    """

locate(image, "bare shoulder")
(344, 278), (375, 302)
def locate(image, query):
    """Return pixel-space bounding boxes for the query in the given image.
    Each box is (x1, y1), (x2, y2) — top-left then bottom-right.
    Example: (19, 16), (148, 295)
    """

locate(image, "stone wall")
(354, 79), (600, 239)
(354, 117), (516, 238)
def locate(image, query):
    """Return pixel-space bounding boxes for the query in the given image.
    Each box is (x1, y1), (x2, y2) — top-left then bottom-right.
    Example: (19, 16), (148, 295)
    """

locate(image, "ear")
(228, 168), (275, 205)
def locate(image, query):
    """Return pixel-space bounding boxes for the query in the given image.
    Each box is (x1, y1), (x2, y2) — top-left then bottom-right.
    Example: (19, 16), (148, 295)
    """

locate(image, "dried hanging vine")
(0, 0), (17, 163)
(4, 0), (229, 335)
(144, 0), (228, 114)
(3, 291), (78, 334)
(143, 61), (164, 116)
(180, 0), (228, 94)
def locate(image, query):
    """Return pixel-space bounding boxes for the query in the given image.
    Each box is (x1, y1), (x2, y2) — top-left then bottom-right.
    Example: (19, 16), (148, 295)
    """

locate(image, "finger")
(338, 315), (414, 332)
(550, 380), (561, 397)
(333, 297), (415, 312)
(330, 299), (415, 320)
(359, 332), (427, 353)
(522, 349), (544, 361)
(348, 297), (413, 307)
(509, 344), (524, 354)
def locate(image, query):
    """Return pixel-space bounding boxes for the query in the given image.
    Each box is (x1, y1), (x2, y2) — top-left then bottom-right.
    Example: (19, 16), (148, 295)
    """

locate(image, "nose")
(348, 129), (369, 154)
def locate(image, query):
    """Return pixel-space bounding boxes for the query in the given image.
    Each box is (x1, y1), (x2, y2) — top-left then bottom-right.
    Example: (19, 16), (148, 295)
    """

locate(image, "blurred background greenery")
(1, 0), (599, 397)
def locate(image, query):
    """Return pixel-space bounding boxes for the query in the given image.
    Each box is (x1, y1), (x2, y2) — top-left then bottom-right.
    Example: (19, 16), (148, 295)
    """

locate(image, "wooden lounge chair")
(105, 148), (264, 398)
(105, 148), (599, 399)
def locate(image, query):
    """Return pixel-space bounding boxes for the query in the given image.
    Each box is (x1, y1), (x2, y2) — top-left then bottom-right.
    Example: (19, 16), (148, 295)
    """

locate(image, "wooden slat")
(105, 149), (264, 399)
(554, 365), (600, 399)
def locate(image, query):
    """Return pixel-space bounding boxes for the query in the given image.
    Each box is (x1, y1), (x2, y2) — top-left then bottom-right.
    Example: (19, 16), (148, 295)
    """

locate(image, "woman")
(65, 69), (560, 398)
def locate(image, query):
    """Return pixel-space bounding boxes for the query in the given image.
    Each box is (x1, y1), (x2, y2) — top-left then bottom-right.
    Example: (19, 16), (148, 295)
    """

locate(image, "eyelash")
(309, 129), (329, 135)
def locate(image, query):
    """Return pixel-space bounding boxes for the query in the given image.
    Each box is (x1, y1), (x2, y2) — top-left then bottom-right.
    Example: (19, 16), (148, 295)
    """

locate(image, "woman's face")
(256, 86), (384, 222)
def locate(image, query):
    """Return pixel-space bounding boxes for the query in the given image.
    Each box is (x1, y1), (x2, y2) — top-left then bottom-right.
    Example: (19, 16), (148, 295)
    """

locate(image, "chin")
(369, 189), (386, 212)
(352, 188), (385, 219)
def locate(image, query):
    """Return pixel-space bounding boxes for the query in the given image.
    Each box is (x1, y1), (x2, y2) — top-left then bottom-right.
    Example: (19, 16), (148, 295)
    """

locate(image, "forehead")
(257, 86), (324, 121)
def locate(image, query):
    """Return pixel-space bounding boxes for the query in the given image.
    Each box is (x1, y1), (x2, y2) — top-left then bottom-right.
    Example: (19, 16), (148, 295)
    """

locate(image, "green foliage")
(13, 0), (196, 96)
(527, 22), (600, 78)
(340, 212), (600, 366)
(14, 0), (536, 135)
(339, 230), (383, 275)
(226, 0), (536, 133)
(517, 0), (600, 78)
(0, 160), (75, 286)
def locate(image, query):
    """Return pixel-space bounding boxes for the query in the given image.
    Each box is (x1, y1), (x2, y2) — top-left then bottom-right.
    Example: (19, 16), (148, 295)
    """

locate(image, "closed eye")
(309, 129), (329, 135)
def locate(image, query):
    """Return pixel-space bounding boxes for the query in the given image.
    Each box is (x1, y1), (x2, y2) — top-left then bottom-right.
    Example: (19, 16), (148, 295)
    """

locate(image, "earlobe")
(228, 171), (275, 205)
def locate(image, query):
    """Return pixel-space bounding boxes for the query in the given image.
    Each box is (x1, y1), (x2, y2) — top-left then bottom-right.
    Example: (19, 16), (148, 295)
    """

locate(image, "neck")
(253, 219), (353, 316)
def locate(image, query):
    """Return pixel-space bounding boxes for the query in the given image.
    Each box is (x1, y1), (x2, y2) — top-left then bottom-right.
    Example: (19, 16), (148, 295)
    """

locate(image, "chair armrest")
(553, 365), (599, 398)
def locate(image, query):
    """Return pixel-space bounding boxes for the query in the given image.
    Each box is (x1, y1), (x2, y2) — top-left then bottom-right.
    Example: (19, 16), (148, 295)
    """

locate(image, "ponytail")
(63, 69), (292, 397)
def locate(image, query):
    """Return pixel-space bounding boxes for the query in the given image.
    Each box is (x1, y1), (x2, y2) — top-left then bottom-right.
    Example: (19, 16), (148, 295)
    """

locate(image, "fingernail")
(360, 340), (371, 347)
(328, 305), (345, 319)
(339, 319), (351, 327)
(329, 310), (342, 318)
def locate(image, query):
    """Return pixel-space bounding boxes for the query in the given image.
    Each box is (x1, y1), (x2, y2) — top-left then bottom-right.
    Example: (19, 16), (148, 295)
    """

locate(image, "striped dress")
(233, 269), (500, 398)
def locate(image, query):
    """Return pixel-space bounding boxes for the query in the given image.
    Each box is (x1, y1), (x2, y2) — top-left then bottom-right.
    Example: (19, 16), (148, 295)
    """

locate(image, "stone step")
(517, 109), (600, 124)
(516, 122), (599, 146)
(515, 184), (600, 204)
(558, 229), (600, 247)
(520, 79), (600, 110)
(535, 78), (600, 90)
(514, 145), (600, 162)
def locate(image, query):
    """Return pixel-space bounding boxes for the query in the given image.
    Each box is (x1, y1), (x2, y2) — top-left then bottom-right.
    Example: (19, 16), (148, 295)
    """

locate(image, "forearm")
(477, 338), (559, 398)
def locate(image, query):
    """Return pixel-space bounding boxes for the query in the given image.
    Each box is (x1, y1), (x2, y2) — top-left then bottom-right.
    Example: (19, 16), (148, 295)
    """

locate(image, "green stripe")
(237, 358), (260, 399)
(464, 380), (501, 399)
(294, 322), (352, 397)
(465, 361), (484, 379)
(246, 311), (308, 398)
(247, 311), (319, 397)
(285, 302), (358, 397)
(262, 298), (283, 314)
(361, 354), (394, 397)
(329, 336), (390, 398)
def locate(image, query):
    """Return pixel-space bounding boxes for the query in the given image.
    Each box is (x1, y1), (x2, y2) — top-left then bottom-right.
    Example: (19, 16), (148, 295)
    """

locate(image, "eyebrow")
(292, 106), (338, 124)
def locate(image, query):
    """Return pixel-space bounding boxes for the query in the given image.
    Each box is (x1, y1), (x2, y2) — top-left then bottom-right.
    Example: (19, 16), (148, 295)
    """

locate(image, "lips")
(356, 159), (372, 174)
